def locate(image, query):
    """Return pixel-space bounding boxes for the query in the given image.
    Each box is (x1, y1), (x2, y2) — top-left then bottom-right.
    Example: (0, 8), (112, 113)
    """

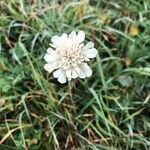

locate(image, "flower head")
(44, 31), (97, 84)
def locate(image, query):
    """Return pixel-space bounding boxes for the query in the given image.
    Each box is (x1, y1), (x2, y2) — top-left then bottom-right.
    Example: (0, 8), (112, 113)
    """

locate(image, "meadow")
(0, 0), (150, 149)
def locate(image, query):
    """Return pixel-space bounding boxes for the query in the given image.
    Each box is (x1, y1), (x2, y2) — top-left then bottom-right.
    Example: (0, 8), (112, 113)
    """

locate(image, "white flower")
(44, 31), (97, 84)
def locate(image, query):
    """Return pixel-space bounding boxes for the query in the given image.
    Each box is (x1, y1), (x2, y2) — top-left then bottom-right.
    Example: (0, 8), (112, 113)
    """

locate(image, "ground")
(0, 0), (150, 149)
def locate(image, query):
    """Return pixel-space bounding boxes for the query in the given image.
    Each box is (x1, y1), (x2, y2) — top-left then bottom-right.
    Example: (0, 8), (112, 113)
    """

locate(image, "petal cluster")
(44, 31), (97, 84)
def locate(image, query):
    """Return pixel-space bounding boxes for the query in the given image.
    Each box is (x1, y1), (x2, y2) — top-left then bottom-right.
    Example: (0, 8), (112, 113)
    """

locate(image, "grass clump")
(0, 0), (150, 149)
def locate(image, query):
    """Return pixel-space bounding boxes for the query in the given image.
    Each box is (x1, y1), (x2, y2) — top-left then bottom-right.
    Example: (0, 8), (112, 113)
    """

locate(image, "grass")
(0, 0), (150, 149)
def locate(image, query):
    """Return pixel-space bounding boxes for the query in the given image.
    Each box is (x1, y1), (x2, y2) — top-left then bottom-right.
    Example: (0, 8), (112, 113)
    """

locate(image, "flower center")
(56, 45), (84, 70)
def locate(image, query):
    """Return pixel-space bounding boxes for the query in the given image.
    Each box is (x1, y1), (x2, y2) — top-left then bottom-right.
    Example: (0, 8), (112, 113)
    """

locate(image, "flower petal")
(71, 70), (78, 78)
(61, 33), (68, 41)
(82, 42), (97, 59)
(53, 69), (63, 78)
(86, 48), (98, 58)
(51, 34), (68, 48)
(58, 72), (67, 84)
(69, 31), (76, 39)
(76, 31), (85, 44)
(47, 48), (54, 54)
(51, 35), (60, 45)
(82, 47), (98, 59)
(66, 69), (72, 81)
(80, 63), (92, 77)
(84, 42), (94, 49)
(75, 67), (86, 79)
(44, 52), (57, 62)
(44, 63), (57, 73)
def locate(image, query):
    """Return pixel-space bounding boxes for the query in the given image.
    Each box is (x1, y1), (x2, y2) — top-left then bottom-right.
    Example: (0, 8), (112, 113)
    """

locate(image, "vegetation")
(0, 0), (150, 149)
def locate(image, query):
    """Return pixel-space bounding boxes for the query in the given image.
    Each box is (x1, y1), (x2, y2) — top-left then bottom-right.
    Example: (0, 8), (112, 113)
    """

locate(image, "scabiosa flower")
(44, 31), (97, 84)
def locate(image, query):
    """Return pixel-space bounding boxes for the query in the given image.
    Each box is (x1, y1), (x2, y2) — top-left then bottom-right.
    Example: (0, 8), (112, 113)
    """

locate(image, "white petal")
(51, 34), (68, 48)
(44, 53), (57, 62)
(84, 42), (94, 49)
(51, 35), (60, 45)
(75, 67), (86, 79)
(61, 33), (68, 41)
(83, 48), (98, 58)
(66, 69), (72, 81)
(59, 33), (69, 47)
(44, 63), (57, 73)
(84, 57), (90, 61)
(47, 48), (54, 54)
(86, 48), (98, 58)
(49, 43), (56, 48)
(80, 63), (92, 77)
(82, 42), (97, 59)
(78, 43), (84, 49)
(53, 69), (63, 78)
(58, 72), (67, 84)
(76, 31), (85, 44)
(72, 70), (78, 78)
(69, 31), (76, 39)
